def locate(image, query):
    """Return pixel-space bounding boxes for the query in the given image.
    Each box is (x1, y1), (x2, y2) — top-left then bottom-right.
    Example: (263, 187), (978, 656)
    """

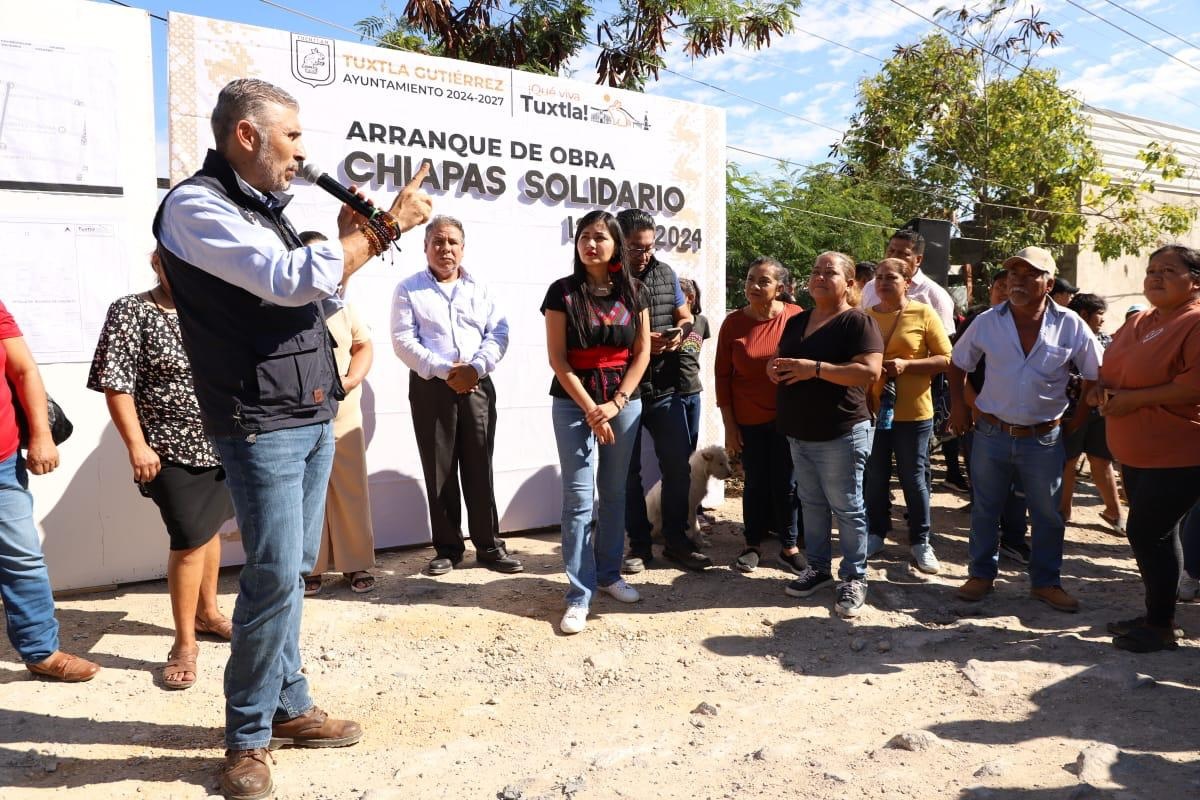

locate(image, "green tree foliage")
(357, 0), (803, 90)
(837, 1), (1194, 262)
(726, 163), (893, 307)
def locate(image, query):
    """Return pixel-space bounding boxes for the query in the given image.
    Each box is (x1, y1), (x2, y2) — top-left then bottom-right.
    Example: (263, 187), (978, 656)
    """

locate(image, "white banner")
(168, 13), (727, 550)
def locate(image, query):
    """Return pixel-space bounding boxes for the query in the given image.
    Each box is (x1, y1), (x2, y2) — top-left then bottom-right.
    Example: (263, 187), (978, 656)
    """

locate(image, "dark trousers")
(409, 372), (501, 559)
(739, 421), (800, 549)
(626, 393), (694, 555)
(1183, 500), (1200, 579)
(1122, 464), (1200, 627)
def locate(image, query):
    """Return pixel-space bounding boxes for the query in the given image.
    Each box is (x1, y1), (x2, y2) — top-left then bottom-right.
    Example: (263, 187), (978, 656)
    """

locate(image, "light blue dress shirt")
(390, 267), (509, 380)
(952, 300), (1103, 426)
(157, 172), (344, 307)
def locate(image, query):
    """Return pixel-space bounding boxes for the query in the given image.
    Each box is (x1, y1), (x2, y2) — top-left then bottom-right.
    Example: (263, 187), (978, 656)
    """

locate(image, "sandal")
(162, 646), (199, 690)
(194, 615), (233, 641)
(304, 576), (323, 597)
(346, 571), (376, 594)
(1113, 624), (1179, 653)
(734, 548), (760, 573)
(1099, 512), (1125, 535)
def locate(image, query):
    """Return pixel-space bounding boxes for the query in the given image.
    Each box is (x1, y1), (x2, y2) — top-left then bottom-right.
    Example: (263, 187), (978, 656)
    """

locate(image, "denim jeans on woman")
(212, 422), (335, 751)
(789, 420), (872, 581)
(739, 421), (799, 549)
(0, 452), (59, 663)
(966, 416), (1064, 587)
(553, 397), (642, 609)
(864, 418), (933, 546)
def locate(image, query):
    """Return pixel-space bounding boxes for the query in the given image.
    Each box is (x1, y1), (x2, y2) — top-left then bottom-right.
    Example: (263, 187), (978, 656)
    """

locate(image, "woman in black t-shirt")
(542, 209), (650, 635)
(769, 251), (883, 619)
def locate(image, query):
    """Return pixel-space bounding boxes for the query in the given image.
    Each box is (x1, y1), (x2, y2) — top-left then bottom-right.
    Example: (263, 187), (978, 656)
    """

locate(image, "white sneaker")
(560, 605), (588, 634)
(599, 578), (640, 604)
(1180, 575), (1200, 602)
(910, 543), (940, 574)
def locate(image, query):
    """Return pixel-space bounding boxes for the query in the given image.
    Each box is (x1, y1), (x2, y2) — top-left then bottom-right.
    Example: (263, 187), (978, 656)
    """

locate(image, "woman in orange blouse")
(715, 258), (803, 573)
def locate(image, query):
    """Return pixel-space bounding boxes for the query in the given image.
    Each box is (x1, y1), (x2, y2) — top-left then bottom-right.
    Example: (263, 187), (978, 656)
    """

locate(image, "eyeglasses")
(627, 247), (653, 257)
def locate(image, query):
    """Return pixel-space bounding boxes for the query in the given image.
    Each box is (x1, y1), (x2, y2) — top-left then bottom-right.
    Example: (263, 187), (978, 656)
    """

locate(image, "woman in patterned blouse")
(88, 253), (234, 690)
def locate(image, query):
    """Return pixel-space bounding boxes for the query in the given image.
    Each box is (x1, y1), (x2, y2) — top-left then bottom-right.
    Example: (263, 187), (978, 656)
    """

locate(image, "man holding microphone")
(154, 78), (431, 800)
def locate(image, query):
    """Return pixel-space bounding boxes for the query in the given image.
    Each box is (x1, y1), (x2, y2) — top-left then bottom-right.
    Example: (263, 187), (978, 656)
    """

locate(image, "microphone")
(297, 160), (381, 220)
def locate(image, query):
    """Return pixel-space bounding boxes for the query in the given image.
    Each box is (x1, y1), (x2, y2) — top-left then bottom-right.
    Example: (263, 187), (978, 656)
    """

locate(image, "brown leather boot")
(269, 707), (362, 749)
(26, 651), (100, 682)
(1031, 585), (1080, 613)
(956, 577), (994, 602)
(219, 748), (273, 800)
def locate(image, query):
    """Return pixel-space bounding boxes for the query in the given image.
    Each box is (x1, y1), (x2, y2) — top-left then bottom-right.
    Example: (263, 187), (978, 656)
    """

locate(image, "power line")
(258, 0), (399, 47)
(1100, 0), (1200, 53)
(1064, 0), (1200, 77)
(880, 0), (1200, 184)
(106, 0), (166, 23)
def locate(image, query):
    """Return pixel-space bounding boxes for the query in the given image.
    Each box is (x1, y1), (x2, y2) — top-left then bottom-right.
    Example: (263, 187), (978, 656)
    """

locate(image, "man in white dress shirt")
(391, 216), (523, 576)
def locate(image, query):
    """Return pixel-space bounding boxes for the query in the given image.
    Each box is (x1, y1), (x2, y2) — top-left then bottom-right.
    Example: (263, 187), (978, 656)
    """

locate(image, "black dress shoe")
(478, 552), (524, 573)
(662, 548), (713, 571)
(427, 556), (461, 576)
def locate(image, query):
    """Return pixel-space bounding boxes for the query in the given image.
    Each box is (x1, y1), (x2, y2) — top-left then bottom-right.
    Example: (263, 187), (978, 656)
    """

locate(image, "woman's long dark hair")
(563, 209), (643, 344)
(680, 277), (702, 315)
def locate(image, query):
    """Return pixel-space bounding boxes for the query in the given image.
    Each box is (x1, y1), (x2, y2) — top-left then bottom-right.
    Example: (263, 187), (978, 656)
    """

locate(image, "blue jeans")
(789, 421), (872, 581)
(625, 393), (693, 555)
(967, 417), (1065, 587)
(554, 397), (642, 608)
(213, 422), (335, 750)
(964, 430), (1029, 546)
(864, 419), (933, 546)
(680, 392), (701, 453)
(0, 453), (59, 663)
(740, 421), (799, 549)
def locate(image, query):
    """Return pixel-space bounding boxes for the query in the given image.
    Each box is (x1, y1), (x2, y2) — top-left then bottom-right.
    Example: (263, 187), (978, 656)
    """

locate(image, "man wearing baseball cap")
(946, 246), (1104, 612)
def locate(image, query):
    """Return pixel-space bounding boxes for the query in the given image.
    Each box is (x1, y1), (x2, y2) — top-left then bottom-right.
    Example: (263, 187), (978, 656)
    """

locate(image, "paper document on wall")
(0, 37), (123, 195)
(1, 219), (125, 360)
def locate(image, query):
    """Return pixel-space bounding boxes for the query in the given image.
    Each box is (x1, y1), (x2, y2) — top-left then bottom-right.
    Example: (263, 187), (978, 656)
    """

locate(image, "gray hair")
(210, 79), (299, 145)
(424, 215), (466, 243)
(747, 256), (789, 286)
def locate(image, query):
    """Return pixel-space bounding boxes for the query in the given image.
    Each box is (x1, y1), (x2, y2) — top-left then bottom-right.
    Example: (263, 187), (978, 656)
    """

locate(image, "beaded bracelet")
(358, 222), (385, 257)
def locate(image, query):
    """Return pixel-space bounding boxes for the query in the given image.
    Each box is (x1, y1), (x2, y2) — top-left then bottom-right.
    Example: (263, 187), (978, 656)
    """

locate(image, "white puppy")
(646, 445), (734, 549)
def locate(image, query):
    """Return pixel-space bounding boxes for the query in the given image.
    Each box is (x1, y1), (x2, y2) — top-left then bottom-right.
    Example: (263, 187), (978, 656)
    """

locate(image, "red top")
(715, 304), (802, 426)
(0, 301), (24, 462)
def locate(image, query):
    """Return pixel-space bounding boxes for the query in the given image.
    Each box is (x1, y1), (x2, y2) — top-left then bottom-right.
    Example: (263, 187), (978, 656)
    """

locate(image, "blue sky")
(128, 0), (1200, 178)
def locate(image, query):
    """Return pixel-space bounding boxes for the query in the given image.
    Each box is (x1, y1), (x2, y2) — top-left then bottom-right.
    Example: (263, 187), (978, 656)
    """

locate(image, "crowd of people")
(2, 77), (1199, 800)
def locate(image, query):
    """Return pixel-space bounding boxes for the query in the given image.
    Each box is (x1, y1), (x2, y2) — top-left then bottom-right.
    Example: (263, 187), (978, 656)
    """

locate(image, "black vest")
(637, 258), (682, 398)
(152, 150), (341, 437)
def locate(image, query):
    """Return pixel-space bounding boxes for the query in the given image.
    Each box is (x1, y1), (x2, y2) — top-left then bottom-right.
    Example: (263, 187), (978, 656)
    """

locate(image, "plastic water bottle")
(878, 378), (896, 431)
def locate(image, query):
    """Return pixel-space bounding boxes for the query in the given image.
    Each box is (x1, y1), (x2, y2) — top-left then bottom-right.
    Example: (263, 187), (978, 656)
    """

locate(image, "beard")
(253, 135), (293, 193)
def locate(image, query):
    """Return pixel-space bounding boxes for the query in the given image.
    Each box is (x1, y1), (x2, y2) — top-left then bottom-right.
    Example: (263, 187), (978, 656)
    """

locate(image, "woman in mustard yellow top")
(863, 258), (952, 574)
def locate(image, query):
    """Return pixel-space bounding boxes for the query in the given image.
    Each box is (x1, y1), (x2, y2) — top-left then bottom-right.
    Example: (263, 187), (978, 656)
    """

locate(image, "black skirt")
(142, 461), (235, 551)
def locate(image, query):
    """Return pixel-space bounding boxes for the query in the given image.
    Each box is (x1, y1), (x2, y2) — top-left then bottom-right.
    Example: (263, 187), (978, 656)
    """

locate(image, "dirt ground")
(2, 465), (1198, 800)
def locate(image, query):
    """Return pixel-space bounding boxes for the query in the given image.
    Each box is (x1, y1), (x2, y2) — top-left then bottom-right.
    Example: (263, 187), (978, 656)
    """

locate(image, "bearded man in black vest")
(616, 209), (711, 572)
(154, 78), (431, 800)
